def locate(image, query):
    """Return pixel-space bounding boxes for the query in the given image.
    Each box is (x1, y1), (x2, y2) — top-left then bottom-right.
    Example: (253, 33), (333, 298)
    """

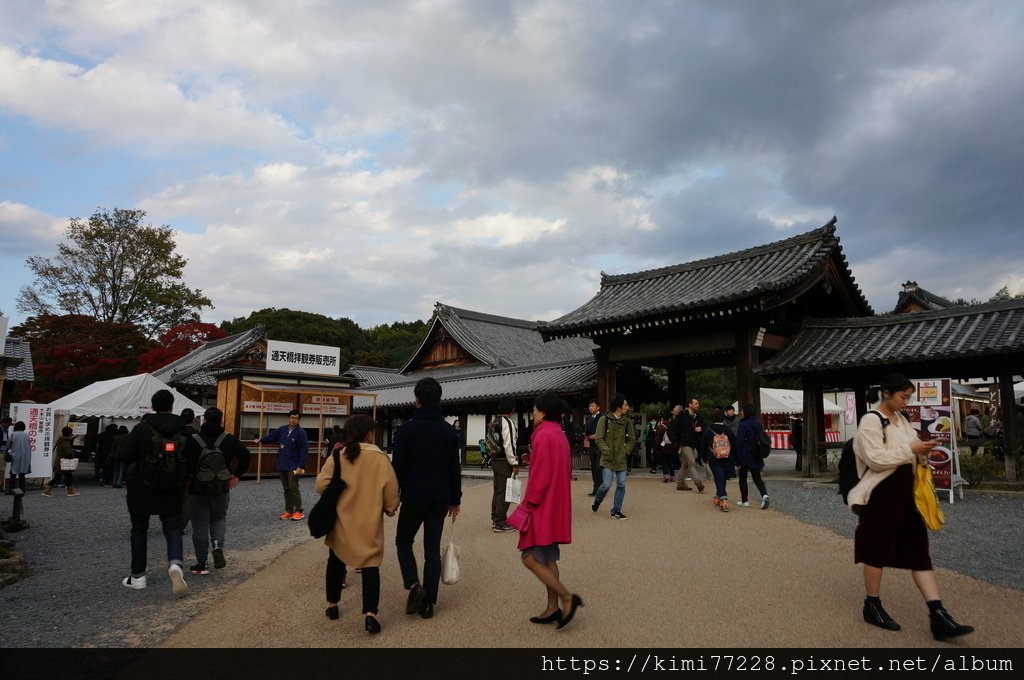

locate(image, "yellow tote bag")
(914, 463), (945, 531)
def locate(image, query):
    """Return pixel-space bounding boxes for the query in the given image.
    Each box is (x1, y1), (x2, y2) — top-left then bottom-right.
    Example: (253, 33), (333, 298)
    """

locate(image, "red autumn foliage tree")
(137, 322), (227, 373)
(10, 314), (154, 403)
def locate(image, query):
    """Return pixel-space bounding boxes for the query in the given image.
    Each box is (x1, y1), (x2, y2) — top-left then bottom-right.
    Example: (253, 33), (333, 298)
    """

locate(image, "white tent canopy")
(1015, 381), (1023, 400)
(734, 388), (845, 416)
(48, 373), (203, 418)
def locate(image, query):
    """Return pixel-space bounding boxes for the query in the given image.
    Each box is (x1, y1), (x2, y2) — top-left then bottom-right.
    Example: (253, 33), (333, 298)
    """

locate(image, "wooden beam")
(595, 347), (616, 412)
(735, 328), (761, 416)
(607, 331), (735, 363)
(998, 374), (1018, 483)
(802, 378), (823, 477)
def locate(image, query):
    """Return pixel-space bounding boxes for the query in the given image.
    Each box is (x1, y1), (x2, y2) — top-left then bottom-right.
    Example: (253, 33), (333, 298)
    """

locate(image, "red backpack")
(711, 431), (731, 459)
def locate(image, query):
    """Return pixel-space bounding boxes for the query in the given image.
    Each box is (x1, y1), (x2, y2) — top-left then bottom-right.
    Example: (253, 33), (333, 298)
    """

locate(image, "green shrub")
(0, 546), (11, 560)
(958, 450), (1002, 486)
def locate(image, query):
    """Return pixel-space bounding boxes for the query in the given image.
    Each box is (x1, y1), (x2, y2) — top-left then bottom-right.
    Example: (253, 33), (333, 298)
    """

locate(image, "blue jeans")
(129, 512), (183, 576)
(395, 502), (448, 605)
(595, 468), (627, 513)
(711, 464), (729, 498)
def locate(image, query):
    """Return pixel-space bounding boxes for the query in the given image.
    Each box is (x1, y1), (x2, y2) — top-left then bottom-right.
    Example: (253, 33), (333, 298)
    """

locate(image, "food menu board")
(906, 379), (956, 494)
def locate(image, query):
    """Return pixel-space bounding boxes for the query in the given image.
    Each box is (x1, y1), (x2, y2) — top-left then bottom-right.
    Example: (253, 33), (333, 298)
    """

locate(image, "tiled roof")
(759, 298), (1024, 376)
(2, 338), (34, 382)
(894, 281), (956, 313)
(540, 218), (872, 339)
(152, 325), (266, 387)
(344, 365), (405, 387)
(400, 303), (596, 373)
(353, 359), (598, 409)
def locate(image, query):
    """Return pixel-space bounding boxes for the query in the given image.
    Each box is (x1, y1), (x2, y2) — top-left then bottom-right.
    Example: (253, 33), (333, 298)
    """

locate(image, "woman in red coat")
(517, 393), (583, 629)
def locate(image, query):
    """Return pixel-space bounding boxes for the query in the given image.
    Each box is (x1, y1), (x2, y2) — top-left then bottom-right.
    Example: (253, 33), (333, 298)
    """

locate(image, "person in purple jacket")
(254, 409), (308, 521)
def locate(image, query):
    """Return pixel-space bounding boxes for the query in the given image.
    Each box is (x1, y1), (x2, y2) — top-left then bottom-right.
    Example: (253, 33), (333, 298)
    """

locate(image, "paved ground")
(3, 452), (1021, 648)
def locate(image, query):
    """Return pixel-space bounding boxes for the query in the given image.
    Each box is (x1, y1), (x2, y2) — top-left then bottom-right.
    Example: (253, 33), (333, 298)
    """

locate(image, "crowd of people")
(2, 373), (990, 643)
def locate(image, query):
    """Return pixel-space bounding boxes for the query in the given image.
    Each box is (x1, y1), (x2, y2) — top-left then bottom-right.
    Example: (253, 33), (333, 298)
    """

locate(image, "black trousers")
(326, 548), (380, 614)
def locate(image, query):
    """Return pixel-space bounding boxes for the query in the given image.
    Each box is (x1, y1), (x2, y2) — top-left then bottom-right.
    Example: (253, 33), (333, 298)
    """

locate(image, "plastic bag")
(504, 476), (522, 504)
(442, 538), (460, 585)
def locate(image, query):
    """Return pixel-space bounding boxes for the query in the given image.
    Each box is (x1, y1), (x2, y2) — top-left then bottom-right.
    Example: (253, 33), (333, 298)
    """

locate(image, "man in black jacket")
(184, 407), (251, 575)
(120, 389), (190, 598)
(583, 399), (603, 496)
(668, 398), (706, 493)
(392, 377), (462, 619)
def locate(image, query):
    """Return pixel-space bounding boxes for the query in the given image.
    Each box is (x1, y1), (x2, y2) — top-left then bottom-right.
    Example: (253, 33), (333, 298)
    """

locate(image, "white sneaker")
(168, 563), (189, 598)
(761, 495), (770, 510)
(122, 574), (147, 589)
(737, 501), (750, 507)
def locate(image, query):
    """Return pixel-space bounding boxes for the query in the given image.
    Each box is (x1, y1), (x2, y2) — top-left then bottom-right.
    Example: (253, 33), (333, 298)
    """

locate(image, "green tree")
(221, 308), (368, 368)
(359, 320), (429, 367)
(17, 207), (212, 338)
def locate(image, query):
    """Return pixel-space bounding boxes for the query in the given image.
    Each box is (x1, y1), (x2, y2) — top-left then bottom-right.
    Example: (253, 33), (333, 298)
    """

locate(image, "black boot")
(930, 607), (974, 641)
(863, 599), (901, 631)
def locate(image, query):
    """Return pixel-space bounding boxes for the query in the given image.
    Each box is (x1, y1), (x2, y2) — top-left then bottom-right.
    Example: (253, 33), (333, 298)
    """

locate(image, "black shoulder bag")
(308, 448), (347, 539)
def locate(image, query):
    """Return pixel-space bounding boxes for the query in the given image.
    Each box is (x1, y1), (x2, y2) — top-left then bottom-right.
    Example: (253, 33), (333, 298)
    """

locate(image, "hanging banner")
(266, 339), (341, 376)
(906, 379), (957, 495)
(10, 403), (55, 480)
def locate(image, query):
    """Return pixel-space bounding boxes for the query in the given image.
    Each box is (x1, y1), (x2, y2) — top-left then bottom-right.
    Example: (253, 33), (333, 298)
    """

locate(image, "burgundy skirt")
(854, 464), (932, 570)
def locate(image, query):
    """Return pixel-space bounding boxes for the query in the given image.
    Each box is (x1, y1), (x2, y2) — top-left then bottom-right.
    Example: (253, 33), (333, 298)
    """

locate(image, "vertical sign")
(906, 379), (957, 500)
(10, 403), (55, 480)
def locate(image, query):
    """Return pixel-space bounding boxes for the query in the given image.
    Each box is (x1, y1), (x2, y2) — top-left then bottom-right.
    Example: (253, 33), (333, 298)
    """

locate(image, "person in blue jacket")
(254, 409), (309, 521)
(735, 402), (770, 509)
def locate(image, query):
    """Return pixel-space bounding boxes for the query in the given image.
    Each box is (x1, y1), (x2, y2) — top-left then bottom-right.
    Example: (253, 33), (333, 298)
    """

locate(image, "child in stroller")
(478, 438), (491, 469)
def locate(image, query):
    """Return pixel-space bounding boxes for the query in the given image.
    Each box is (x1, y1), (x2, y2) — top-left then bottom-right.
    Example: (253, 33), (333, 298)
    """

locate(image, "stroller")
(478, 439), (491, 469)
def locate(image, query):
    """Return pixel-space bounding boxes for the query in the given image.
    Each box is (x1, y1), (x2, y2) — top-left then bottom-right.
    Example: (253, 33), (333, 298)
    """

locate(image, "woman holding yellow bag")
(848, 373), (973, 642)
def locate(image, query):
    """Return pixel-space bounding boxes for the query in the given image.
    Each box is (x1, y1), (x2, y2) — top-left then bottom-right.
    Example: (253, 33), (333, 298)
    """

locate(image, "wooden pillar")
(667, 364), (685, 408)
(595, 347), (616, 411)
(735, 328), (761, 415)
(998, 374), (1018, 483)
(853, 380), (869, 421)
(802, 378), (823, 477)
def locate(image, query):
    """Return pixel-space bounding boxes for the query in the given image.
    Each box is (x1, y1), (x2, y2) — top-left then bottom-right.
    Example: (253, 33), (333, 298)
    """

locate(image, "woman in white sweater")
(850, 373), (973, 642)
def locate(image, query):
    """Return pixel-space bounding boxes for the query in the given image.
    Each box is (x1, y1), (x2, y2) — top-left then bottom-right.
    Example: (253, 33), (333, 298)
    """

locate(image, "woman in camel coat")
(315, 414), (399, 634)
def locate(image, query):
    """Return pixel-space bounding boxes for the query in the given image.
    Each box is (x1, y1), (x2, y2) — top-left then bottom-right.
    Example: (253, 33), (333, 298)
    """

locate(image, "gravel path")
(1, 456), (1019, 648)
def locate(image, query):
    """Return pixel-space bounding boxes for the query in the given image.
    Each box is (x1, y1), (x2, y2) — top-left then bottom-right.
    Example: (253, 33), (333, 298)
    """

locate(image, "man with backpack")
(487, 397), (519, 533)
(120, 389), (190, 598)
(185, 407), (251, 575)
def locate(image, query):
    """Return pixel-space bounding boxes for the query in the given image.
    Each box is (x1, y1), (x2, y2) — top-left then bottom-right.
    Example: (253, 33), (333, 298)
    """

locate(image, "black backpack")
(191, 432), (231, 496)
(754, 428), (773, 458)
(838, 411), (888, 503)
(139, 425), (188, 493)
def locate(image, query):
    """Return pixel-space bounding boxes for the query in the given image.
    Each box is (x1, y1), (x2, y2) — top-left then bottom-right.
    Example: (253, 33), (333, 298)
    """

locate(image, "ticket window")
(241, 413), (292, 441)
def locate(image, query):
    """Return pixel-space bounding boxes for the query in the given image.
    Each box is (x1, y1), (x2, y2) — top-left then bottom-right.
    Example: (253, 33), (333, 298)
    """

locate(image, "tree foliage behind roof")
(17, 207), (212, 339)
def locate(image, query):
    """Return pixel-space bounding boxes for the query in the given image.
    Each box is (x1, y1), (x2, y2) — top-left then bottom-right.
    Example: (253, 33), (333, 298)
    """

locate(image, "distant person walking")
(848, 373), (973, 641)
(701, 407), (737, 512)
(391, 377), (462, 620)
(583, 399), (603, 497)
(110, 425), (129, 488)
(489, 397), (519, 533)
(315, 414), (399, 635)
(735, 402), (770, 509)
(42, 427), (79, 497)
(7, 421), (31, 495)
(963, 409), (983, 454)
(254, 409), (308, 521)
(591, 392), (632, 520)
(653, 409), (676, 483)
(668, 398), (705, 493)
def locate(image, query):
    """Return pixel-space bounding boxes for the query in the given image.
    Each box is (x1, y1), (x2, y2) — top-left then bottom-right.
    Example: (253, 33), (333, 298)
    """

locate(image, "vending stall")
(734, 388), (844, 449)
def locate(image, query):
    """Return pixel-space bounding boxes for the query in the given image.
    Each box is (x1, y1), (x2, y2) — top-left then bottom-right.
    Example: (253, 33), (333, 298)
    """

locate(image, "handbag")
(506, 503), (532, 532)
(914, 463), (945, 531)
(307, 450), (347, 539)
(504, 475), (522, 504)
(441, 517), (460, 585)
(60, 458), (79, 471)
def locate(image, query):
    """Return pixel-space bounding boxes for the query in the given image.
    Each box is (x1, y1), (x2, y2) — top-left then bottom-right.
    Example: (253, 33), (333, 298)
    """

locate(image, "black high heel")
(529, 610), (563, 624)
(365, 615), (382, 634)
(557, 594), (583, 629)
(325, 605), (339, 620)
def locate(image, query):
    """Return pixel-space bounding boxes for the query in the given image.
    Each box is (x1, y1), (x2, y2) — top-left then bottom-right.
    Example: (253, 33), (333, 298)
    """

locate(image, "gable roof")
(400, 303), (596, 373)
(759, 298), (1024, 376)
(2, 337), (34, 382)
(540, 218), (872, 339)
(152, 325), (267, 387)
(354, 358), (598, 409)
(894, 281), (956, 313)
(344, 365), (405, 387)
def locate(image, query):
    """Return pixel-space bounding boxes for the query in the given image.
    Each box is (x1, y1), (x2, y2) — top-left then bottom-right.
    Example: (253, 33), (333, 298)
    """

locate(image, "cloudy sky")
(1, 0), (1022, 331)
